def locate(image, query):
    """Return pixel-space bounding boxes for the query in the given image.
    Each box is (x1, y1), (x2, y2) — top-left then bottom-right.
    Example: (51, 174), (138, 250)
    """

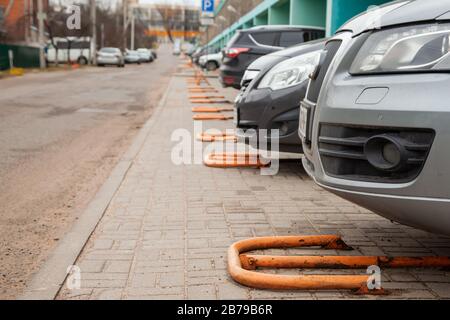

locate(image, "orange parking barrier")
(191, 107), (233, 113)
(189, 90), (219, 94)
(204, 152), (268, 168)
(197, 132), (237, 142)
(193, 114), (233, 121)
(189, 95), (225, 99)
(190, 99), (232, 104)
(228, 235), (450, 294)
(189, 87), (218, 91)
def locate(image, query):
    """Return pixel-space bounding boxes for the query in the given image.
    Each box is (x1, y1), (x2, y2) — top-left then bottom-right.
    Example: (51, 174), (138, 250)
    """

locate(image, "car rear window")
(250, 32), (278, 46)
(226, 33), (242, 47)
(279, 32), (307, 47)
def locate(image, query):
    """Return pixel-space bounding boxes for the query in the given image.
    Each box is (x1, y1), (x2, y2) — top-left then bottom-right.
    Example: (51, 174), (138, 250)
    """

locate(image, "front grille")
(319, 124), (435, 183)
(306, 40), (342, 103)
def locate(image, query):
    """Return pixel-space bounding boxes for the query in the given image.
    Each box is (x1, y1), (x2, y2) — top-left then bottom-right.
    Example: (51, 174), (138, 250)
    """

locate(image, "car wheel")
(98, 64), (104, 67)
(77, 56), (88, 65)
(206, 61), (218, 71)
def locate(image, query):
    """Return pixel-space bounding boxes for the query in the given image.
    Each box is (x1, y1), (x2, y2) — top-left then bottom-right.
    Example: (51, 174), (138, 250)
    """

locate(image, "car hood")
(339, 0), (450, 36)
(247, 39), (327, 72)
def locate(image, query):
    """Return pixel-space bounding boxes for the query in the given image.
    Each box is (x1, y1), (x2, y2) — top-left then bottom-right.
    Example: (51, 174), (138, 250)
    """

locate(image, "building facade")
(203, 0), (392, 49)
(0, 0), (49, 44)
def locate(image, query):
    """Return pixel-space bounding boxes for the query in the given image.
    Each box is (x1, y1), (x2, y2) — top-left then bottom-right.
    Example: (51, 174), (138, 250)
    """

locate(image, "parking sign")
(202, 0), (214, 14)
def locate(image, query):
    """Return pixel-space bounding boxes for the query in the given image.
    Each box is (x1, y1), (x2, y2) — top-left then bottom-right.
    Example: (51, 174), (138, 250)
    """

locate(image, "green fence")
(0, 43), (40, 70)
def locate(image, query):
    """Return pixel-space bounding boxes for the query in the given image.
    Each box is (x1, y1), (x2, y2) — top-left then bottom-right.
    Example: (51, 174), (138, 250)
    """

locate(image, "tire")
(98, 64), (104, 67)
(206, 61), (218, 71)
(77, 56), (88, 65)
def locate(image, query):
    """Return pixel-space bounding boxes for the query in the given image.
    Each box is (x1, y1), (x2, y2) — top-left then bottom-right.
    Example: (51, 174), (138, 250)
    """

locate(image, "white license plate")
(299, 104), (309, 140)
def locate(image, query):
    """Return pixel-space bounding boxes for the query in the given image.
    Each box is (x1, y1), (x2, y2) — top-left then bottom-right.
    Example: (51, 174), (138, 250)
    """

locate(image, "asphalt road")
(0, 45), (177, 299)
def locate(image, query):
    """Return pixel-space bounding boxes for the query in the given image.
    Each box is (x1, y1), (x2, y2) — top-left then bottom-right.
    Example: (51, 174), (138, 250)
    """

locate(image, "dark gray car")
(235, 40), (325, 153)
(300, 0), (450, 235)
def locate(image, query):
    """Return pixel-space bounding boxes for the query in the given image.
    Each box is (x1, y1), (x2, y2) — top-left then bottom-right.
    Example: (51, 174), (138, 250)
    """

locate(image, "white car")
(199, 52), (223, 71)
(97, 47), (125, 67)
(137, 48), (153, 62)
(124, 50), (141, 64)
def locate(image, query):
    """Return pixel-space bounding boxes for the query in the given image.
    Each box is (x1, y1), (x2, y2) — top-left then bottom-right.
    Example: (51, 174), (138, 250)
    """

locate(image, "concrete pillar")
(268, 0), (290, 25)
(253, 11), (268, 26)
(290, 0), (326, 28)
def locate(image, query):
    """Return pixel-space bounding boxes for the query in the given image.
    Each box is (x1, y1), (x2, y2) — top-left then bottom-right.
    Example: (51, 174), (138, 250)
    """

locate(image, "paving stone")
(58, 74), (450, 301)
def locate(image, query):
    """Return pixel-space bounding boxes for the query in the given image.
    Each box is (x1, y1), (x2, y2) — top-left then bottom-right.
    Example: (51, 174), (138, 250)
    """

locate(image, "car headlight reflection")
(350, 23), (450, 74)
(258, 51), (321, 91)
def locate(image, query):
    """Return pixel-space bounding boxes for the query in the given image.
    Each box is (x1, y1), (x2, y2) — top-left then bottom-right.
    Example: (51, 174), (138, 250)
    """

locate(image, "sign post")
(201, 0), (215, 45)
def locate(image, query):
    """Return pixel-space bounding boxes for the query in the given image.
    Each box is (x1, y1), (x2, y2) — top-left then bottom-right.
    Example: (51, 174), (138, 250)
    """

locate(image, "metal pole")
(37, 0), (45, 69)
(91, 0), (97, 65)
(101, 23), (104, 48)
(130, 9), (135, 50)
(123, 0), (128, 50)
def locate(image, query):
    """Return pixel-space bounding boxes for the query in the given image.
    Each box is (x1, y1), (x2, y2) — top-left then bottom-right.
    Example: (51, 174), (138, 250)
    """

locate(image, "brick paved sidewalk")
(59, 70), (450, 300)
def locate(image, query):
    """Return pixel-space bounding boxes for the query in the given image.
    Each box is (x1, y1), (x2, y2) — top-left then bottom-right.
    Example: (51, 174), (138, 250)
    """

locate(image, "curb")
(19, 77), (174, 300)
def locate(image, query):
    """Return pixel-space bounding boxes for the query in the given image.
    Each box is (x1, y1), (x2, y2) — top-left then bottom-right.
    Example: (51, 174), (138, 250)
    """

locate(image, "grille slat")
(318, 124), (435, 183)
(319, 148), (366, 160)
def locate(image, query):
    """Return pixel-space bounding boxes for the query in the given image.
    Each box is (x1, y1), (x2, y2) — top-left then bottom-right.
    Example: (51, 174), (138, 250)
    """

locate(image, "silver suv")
(300, 0), (450, 235)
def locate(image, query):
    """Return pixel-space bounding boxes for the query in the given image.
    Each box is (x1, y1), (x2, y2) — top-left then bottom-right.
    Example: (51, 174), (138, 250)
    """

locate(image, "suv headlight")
(350, 23), (450, 74)
(258, 51), (321, 91)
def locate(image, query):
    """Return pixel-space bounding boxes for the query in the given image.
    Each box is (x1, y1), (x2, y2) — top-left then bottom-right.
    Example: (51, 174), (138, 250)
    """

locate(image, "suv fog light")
(364, 135), (408, 172)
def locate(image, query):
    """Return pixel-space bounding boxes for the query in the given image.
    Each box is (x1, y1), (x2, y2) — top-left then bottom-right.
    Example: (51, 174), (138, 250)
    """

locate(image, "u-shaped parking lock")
(228, 235), (450, 294)
(197, 132), (237, 142)
(193, 114), (234, 121)
(189, 95), (225, 100)
(192, 107), (234, 113)
(190, 99), (232, 104)
(189, 88), (219, 93)
(204, 152), (269, 168)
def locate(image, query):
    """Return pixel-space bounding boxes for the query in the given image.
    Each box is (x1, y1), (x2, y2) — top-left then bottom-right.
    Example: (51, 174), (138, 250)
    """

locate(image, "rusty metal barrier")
(190, 99), (232, 104)
(197, 132), (237, 142)
(193, 114), (233, 121)
(186, 71), (210, 86)
(189, 88), (219, 93)
(204, 152), (268, 168)
(191, 107), (233, 113)
(189, 95), (226, 100)
(228, 235), (450, 294)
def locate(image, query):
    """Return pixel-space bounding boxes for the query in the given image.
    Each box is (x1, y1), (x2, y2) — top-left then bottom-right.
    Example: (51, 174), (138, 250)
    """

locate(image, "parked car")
(199, 52), (223, 71)
(192, 46), (214, 65)
(46, 37), (93, 65)
(220, 25), (325, 89)
(235, 40), (325, 153)
(300, 0), (450, 236)
(137, 48), (153, 62)
(124, 50), (141, 64)
(97, 47), (125, 67)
